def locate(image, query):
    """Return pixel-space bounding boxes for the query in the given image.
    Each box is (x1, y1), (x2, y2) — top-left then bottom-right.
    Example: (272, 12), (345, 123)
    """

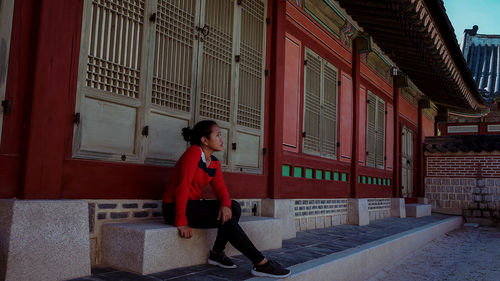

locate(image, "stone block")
(332, 215), (341, 226)
(405, 204), (432, 217)
(347, 199), (369, 226)
(324, 216), (332, 228)
(0, 200), (91, 281)
(472, 210), (482, 217)
(460, 179), (467, 185)
(261, 199), (296, 239)
(432, 178), (441, 185)
(455, 186), (463, 193)
(463, 210), (472, 216)
(418, 197), (429, 204)
(391, 198), (406, 218)
(478, 179), (485, 187)
(496, 180), (500, 187)
(102, 216), (281, 275)
(307, 217), (316, 230)
(315, 217), (325, 229)
(486, 179), (495, 187)
(451, 178), (460, 185)
(470, 179), (477, 186)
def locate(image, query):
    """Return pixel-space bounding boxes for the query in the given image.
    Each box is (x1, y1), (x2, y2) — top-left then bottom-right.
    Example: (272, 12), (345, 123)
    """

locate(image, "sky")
(443, 0), (500, 43)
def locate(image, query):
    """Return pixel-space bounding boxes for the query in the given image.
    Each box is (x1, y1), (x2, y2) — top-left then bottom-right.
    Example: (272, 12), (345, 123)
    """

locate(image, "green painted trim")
(294, 167), (302, 178)
(323, 0), (346, 20)
(362, 176), (367, 184)
(358, 175), (361, 183)
(316, 170), (323, 180)
(304, 8), (341, 39)
(368, 177), (372, 184)
(325, 171), (332, 180)
(388, 179), (391, 186)
(305, 168), (313, 179)
(449, 109), (488, 118)
(334, 172), (339, 181)
(341, 172), (347, 182)
(383, 179), (387, 186)
(282, 165), (291, 177)
(378, 178), (382, 185)
(373, 49), (391, 67)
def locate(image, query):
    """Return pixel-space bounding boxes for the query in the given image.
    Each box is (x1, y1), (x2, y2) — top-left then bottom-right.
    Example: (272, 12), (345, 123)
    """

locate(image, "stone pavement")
(69, 214), (452, 281)
(368, 224), (500, 281)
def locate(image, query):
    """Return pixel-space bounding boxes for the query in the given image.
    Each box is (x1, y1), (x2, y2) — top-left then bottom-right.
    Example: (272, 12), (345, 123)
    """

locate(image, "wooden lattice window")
(366, 91), (385, 169)
(303, 49), (338, 159)
(74, 0), (267, 173)
(0, 0), (16, 146)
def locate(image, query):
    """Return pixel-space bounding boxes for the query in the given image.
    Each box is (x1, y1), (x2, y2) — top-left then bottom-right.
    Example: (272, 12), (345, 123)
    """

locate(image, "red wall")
(2, 0), (426, 200)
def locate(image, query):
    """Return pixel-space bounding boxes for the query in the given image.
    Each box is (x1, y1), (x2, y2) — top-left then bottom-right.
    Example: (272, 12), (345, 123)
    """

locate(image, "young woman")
(162, 120), (290, 278)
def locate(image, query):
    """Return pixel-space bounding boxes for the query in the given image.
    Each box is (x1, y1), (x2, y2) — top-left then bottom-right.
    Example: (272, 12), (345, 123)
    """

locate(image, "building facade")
(0, 0), (487, 274)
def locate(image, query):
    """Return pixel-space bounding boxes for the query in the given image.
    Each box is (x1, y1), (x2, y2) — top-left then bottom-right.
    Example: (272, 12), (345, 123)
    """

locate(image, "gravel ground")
(368, 225), (500, 281)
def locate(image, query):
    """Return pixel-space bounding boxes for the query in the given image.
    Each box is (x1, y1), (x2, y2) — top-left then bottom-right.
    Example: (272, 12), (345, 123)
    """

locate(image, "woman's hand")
(218, 205), (232, 224)
(177, 225), (192, 239)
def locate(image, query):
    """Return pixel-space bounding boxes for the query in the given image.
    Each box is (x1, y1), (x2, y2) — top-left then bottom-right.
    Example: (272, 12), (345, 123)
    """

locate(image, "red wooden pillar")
(417, 101), (424, 197)
(350, 40), (361, 198)
(268, 0), (287, 198)
(21, 0), (83, 198)
(392, 85), (400, 198)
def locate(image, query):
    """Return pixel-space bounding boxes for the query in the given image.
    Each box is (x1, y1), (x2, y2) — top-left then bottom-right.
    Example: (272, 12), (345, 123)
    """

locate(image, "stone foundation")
(87, 199), (262, 265)
(425, 177), (500, 219)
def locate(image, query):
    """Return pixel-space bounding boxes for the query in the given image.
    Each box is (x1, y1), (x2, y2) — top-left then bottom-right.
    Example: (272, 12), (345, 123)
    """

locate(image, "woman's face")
(202, 125), (224, 152)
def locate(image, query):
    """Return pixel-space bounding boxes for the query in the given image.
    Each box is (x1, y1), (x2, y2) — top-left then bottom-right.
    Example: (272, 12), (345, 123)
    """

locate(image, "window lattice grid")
(86, 0), (145, 99)
(375, 98), (385, 168)
(152, 0), (196, 112)
(237, 0), (265, 130)
(199, 0), (234, 122)
(367, 198), (391, 211)
(304, 53), (322, 153)
(366, 93), (376, 167)
(322, 64), (337, 157)
(294, 199), (348, 218)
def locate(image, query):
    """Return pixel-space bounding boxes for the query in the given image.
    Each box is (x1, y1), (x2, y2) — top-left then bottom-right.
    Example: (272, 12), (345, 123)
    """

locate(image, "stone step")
(405, 203), (432, 217)
(246, 216), (463, 281)
(101, 216), (282, 275)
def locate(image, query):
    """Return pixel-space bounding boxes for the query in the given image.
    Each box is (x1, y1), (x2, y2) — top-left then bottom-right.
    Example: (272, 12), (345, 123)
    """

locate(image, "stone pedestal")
(347, 199), (369, 226)
(0, 199), (91, 281)
(418, 197), (429, 204)
(261, 199), (296, 239)
(391, 198), (406, 218)
(406, 203), (432, 217)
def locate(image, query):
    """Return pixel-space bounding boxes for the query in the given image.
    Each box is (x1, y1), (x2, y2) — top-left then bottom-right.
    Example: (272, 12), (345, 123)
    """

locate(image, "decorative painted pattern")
(283, 165), (349, 182)
(293, 198), (348, 231)
(358, 175), (391, 186)
(367, 198), (391, 221)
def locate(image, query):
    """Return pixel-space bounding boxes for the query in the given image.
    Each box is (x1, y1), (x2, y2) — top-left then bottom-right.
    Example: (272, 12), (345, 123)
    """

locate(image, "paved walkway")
(70, 214), (452, 281)
(368, 224), (500, 281)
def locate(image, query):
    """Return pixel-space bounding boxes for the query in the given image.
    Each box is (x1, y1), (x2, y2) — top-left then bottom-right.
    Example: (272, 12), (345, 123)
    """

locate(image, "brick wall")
(425, 153), (500, 220)
(427, 155), (500, 177)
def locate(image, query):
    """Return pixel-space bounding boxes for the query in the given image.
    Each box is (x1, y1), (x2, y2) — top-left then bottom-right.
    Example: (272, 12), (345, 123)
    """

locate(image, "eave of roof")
(336, 0), (488, 113)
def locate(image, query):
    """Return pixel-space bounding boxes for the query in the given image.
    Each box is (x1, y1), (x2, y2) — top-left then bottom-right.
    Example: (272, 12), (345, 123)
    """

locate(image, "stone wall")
(87, 199), (262, 266)
(425, 153), (500, 221)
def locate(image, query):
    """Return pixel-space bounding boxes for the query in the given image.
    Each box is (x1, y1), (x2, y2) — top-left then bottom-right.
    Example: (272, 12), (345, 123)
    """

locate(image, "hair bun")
(181, 127), (193, 142)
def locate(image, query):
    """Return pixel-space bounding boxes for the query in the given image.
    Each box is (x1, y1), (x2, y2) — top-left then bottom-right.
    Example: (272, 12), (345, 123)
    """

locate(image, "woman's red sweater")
(162, 145), (231, 226)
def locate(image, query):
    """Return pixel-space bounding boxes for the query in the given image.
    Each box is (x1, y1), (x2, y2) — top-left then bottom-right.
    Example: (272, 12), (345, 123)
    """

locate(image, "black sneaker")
(251, 260), (291, 278)
(207, 250), (237, 269)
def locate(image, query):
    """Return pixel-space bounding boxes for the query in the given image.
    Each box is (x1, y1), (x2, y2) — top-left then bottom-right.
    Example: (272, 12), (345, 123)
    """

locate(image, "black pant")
(163, 200), (265, 264)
